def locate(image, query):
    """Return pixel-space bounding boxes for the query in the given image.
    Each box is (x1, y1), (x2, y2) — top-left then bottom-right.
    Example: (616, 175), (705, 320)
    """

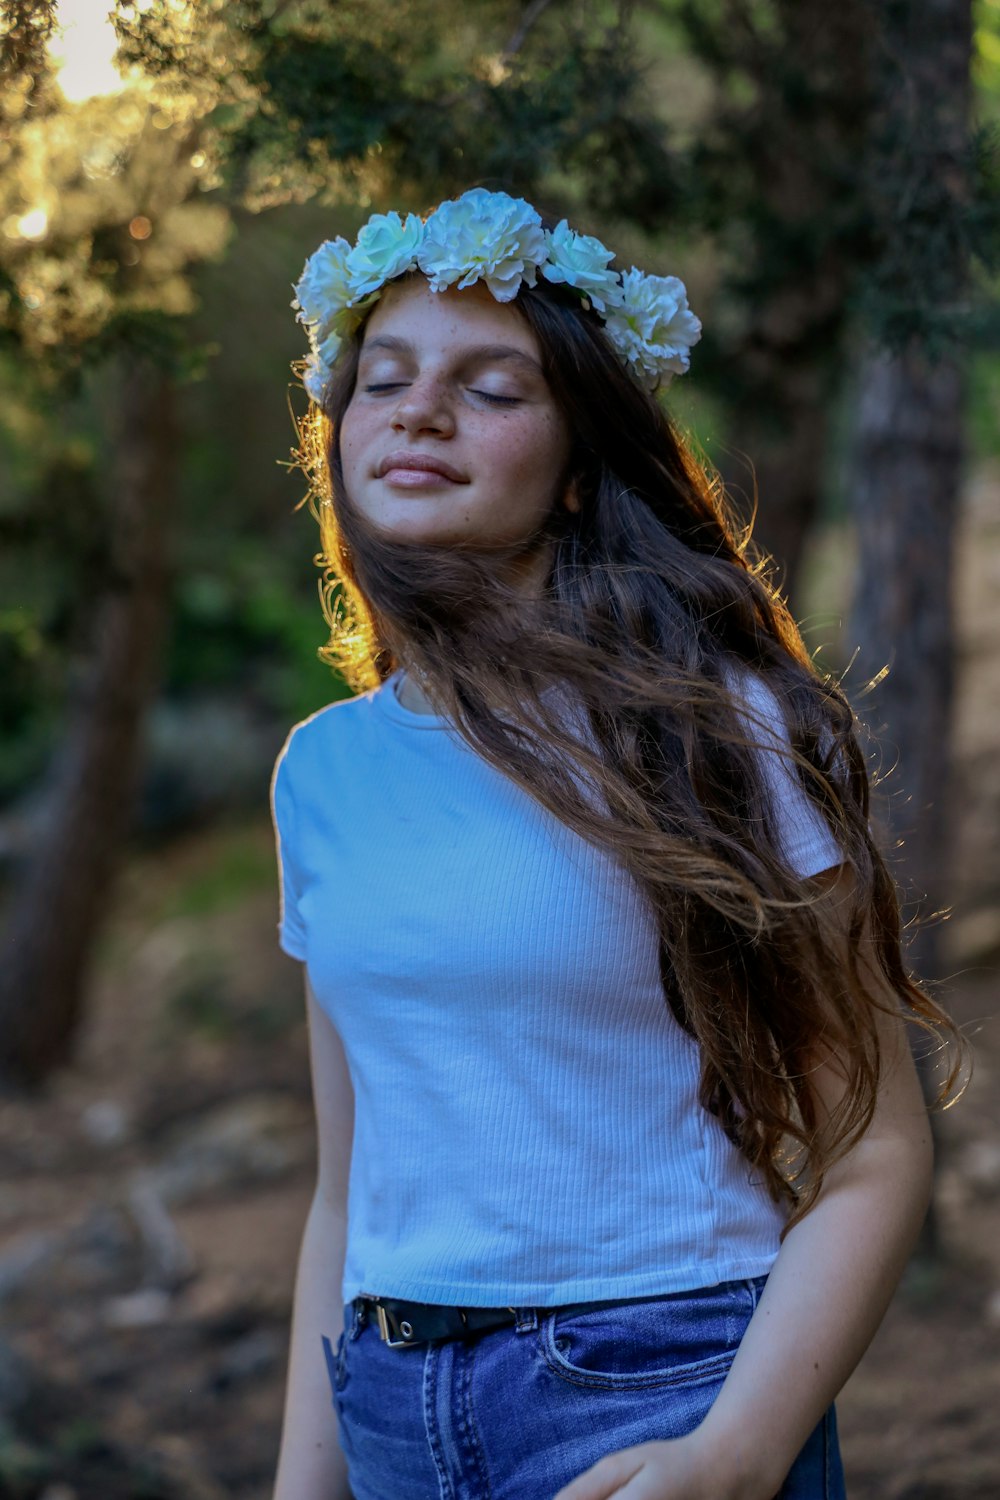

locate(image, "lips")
(376, 451), (468, 483)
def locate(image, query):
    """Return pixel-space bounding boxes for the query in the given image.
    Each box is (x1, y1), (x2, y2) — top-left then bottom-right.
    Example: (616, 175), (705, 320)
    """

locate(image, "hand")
(551, 1432), (750, 1500)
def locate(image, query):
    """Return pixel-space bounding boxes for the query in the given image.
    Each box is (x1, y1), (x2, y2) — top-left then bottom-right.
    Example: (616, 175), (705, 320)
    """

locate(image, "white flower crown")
(291, 187), (702, 404)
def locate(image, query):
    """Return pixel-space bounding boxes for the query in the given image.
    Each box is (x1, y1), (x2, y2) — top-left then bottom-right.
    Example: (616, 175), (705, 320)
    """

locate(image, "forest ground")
(0, 469), (998, 1500)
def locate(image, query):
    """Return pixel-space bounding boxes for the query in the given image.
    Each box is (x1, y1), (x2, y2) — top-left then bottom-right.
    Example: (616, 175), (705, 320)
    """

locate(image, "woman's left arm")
(553, 861), (935, 1500)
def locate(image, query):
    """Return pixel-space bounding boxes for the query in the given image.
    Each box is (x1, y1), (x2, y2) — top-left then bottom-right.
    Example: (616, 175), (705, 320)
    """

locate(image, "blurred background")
(0, 1), (997, 1496)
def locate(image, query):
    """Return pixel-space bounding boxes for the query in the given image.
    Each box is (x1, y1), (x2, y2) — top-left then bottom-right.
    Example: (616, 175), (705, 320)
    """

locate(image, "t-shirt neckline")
(374, 669), (453, 730)
(373, 668), (580, 738)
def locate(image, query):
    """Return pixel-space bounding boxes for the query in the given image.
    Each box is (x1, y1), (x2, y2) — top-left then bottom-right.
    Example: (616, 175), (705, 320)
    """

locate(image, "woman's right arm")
(272, 972), (355, 1500)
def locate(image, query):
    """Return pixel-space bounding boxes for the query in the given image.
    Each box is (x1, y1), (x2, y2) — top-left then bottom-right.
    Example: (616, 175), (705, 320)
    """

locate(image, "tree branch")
(504, 0), (558, 58)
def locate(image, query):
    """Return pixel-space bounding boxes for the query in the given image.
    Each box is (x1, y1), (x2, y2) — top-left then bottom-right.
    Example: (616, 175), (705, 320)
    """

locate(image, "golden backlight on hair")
(290, 401), (381, 692)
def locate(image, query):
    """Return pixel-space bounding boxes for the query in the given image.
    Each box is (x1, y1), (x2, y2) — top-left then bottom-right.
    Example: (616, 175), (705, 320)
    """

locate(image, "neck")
(396, 668), (442, 715)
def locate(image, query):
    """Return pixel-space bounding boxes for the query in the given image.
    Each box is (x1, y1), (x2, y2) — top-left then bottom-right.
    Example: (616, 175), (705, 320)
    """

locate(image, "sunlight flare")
(47, 0), (125, 102)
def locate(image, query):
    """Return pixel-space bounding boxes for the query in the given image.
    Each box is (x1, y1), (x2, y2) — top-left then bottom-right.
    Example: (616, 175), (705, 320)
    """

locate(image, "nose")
(390, 374), (456, 438)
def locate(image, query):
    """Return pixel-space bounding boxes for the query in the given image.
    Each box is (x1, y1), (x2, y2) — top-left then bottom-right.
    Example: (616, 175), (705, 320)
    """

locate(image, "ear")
(562, 476), (582, 515)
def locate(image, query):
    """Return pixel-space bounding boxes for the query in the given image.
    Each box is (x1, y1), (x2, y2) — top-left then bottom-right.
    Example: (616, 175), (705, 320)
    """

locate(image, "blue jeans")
(321, 1276), (846, 1499)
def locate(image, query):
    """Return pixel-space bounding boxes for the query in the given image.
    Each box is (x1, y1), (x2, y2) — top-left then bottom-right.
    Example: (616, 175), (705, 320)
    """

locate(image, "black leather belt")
(356, 1296), (516, 1347)
(354, 1294), (598, 1348)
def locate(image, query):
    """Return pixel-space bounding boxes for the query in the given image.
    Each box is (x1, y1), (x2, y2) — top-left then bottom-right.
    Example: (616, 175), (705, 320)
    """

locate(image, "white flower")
(540, 220), (623, 313)
(292, 197), (702, 402)
(299, 298), (378, 403)
(292, 237), (353, 339)
(603, 269), (702, 386)
(311, 324), (346, 368)
(346, 211), (424, 302)
(417, 187), (547, 302)
(302, 352), (329, 404)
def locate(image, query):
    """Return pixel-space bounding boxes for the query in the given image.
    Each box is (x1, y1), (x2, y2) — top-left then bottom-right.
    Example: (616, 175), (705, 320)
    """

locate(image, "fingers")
(551, 1446), (647, 1500)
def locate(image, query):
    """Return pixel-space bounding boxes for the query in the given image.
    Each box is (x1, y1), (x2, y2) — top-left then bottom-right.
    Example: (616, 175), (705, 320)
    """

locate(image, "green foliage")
(0, 1417), (51, 1487)
(847, 105), (1000, 359)
(643, 0), (1000, 431)
(110, 0), (675, 226)
(160, 833), (275, 920)
(0, 392), (108, 795)
(1, 0), (997, 821)
(974, 0), (1000, 120)
(968, 344), (1000, 456)
(251, 29), (409, 165)
(0, 0), (58, 107)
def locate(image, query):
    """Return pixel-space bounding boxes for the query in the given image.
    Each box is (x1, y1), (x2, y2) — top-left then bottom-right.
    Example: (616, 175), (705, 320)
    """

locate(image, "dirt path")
(1, 849), (996, 1499)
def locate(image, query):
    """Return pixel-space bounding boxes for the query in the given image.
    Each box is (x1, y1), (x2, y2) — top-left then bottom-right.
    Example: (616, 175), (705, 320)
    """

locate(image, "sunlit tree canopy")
(1, 0), (671, 383)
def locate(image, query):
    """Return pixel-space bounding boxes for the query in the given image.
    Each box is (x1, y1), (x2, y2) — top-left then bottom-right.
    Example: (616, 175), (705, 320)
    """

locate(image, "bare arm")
(272, 972), (355, 1500)
(553, 861), (936, 1500)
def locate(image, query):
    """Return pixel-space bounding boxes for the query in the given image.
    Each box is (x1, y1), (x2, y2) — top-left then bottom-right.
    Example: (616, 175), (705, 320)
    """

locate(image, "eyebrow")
(360, 334), (543, 374)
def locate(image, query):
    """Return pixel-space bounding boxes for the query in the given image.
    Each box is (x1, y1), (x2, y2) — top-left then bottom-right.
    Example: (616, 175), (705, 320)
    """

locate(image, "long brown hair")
(291, 260), (963, 1230)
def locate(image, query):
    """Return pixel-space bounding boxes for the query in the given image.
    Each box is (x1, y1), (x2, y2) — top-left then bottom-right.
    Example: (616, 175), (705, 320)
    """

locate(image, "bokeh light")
(8, 210), (50, 242)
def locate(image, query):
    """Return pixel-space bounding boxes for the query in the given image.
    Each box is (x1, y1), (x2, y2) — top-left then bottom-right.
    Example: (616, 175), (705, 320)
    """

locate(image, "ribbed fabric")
(269, 666), (844, 1308)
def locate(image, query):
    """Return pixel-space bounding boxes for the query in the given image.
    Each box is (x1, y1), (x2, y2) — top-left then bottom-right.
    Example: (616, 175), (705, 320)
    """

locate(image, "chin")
(372, 518), (476, 547)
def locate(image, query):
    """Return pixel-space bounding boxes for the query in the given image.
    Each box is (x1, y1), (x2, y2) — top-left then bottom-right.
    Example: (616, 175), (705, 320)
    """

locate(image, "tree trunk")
(0, 357), (177, 1090)
(848, 345), (964, 982)
(846, 0), (972, 957)
(845, 0), (972, 1254)
(847, 346), (965, 1258)
(702, 0), (879, 606)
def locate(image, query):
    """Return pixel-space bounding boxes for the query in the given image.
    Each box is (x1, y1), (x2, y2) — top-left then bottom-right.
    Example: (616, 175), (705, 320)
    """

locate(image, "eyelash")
(362, 383), (519, 406)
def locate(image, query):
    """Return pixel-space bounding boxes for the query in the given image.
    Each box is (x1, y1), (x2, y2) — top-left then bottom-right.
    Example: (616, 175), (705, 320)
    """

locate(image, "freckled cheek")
(486, 418), (566, 493)
(339, 415), (372, 490)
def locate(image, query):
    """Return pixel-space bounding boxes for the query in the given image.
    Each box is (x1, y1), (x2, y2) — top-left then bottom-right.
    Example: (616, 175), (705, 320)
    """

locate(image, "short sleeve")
(270, 742), (308, 960)
(725, 668), (845, 880)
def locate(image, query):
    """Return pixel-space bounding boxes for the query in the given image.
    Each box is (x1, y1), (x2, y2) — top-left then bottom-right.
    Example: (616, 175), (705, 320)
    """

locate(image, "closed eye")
(362, 383), (519, 406)
(472, 391), (520, 406)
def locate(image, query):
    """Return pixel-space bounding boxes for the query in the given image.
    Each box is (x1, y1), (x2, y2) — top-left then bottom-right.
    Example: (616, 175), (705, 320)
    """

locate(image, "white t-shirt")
(270, 665), (843, 1306)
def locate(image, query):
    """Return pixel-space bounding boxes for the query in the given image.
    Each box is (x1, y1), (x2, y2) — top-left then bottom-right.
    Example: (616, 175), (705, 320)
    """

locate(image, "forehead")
(359, 276), (540, 361)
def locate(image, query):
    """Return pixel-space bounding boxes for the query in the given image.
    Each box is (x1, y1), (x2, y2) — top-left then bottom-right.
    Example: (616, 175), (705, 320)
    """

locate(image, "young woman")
(269, 189), (961, 1500)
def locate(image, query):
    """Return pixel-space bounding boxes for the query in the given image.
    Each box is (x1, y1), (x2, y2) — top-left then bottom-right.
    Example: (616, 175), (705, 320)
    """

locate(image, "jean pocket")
(321, 1329), (349, 1399)
(539, 1280), (759, 1391)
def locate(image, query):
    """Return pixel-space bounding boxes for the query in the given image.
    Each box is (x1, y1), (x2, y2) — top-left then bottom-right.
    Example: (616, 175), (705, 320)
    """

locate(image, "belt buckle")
(373, 1301), (420, 1348)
